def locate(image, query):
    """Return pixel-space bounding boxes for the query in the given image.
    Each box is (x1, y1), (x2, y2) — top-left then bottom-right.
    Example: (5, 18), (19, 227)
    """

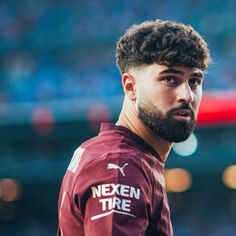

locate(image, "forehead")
(130, 63), (203, 79)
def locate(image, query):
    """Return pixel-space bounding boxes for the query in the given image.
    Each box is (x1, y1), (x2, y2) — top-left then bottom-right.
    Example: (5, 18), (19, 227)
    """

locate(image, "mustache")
(168, 103), (195, 117)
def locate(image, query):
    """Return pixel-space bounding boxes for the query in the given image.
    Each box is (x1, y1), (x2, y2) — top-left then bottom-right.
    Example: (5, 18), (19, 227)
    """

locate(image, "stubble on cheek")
(137, 98), (197, 142)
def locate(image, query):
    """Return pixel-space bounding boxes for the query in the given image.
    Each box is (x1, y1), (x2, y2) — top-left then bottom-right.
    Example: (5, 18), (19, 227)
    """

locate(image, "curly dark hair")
(116, 19), (211, 74)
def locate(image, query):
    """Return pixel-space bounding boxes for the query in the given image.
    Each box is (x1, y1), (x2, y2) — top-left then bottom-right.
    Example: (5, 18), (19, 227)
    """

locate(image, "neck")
(116, 96), (173, 162)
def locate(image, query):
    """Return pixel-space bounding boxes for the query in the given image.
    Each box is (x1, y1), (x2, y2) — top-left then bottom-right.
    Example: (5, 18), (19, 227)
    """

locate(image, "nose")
(177, 83), (194, 104)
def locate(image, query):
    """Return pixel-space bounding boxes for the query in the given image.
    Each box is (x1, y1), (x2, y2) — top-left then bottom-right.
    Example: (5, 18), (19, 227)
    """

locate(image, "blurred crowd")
(1, 0), (236, 104)
(1, 1), (236, 236)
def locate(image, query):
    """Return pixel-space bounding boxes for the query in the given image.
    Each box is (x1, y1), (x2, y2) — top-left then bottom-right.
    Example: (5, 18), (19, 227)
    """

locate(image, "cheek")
(138, 82), (174, 112)
(155, 88), (176, 105)
(150, 91), (175, 114)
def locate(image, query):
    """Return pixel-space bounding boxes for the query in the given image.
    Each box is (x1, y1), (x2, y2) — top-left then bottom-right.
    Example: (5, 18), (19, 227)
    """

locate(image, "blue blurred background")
(0, 0), (236, 235)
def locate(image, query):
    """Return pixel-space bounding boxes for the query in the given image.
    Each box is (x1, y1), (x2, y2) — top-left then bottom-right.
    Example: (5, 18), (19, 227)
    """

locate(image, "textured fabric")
(57, 123), (173, 236)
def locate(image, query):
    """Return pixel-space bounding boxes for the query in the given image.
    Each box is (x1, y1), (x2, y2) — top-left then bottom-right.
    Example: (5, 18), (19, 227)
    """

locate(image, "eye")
(189, 78), (202, 88)
(163, 76), (176, 85)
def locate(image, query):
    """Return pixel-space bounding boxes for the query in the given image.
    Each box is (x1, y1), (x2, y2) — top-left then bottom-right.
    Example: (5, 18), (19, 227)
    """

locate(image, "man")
(57, 19), (211, 235)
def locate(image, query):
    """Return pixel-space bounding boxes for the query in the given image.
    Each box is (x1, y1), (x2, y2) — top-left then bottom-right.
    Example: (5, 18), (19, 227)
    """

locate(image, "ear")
(122, 73), (137, 101)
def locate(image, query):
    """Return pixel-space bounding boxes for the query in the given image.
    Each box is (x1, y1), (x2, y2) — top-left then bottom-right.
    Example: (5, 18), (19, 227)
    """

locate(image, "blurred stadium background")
(0, 0), (236, 235)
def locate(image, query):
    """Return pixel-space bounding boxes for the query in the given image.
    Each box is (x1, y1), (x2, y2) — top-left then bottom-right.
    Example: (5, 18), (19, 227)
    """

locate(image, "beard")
(138, 99), (196, 143)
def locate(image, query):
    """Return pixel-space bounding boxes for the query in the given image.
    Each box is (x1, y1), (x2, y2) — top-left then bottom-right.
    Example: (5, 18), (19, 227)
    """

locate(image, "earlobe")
(122, 73), (137, 101)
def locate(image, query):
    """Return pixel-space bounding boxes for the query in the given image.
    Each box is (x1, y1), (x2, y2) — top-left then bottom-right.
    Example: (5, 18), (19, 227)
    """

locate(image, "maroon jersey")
(57, 123), (173, 236)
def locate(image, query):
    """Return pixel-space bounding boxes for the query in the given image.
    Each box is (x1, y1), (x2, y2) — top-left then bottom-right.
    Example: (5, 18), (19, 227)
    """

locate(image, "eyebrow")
(159, 68), (184, 75)
(159, 68), (204, 78)
(191, 72), (204, 78)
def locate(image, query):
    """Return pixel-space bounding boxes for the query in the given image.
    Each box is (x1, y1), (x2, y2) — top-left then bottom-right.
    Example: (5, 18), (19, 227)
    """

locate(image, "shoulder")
(63, 130), (161, 194)
(67, 145), (153, 193)
(68, 130), (148, 175)
(74, 146), (146, 181)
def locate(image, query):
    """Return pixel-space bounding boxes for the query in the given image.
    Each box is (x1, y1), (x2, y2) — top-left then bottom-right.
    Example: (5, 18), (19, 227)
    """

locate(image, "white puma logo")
(107, 163), (128, 176)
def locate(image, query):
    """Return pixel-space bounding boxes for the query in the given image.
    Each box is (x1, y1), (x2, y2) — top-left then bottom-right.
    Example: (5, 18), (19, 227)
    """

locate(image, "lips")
(170, 109), (195, 122)
(173, 109), (193, 117)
